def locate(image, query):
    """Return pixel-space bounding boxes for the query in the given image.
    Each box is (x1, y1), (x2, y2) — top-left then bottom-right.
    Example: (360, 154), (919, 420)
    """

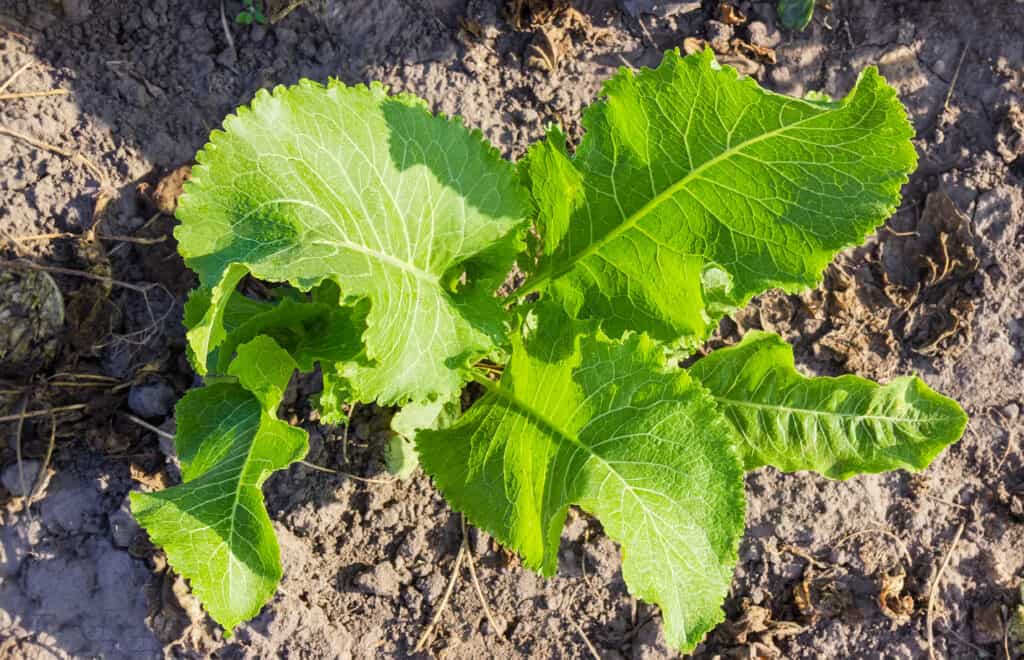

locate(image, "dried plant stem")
(123, 414), (175, 441)
(12, 397), (30, 506)
(461, 516), (500, 637)
(13, 231), (167, 245)
(568, 618), (600, 659)
(414, 542), (466, 652)
(0, 89), (68, 101)
(271, 0), (307, 23)
(297, 460), (396, 485)
(0, 258), (157, 295)
(0, 404), (87, 424)
(0, 62), (31, 93)
(29, 414), (56, 503)
(0, 126), (109, 185)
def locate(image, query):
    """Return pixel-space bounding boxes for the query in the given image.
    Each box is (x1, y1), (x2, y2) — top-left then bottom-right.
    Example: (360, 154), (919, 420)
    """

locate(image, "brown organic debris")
(718, 3), (747, 25)
(138, 164), (192, 216)
(878, 570), (915, 623)
(720, 599), (805, 657)
(733, 38), (777, 64)
(507, 0), (570, 30)
(682, 37), (769, 76)
(525, 6), (609, 74)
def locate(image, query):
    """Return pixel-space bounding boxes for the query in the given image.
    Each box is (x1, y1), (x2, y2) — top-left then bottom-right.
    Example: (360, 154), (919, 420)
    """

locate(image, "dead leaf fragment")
(733, 38), (777, 64)
(718, 2), (747, 25)
(151, 164), (192, 216)
(683, 37), (707, 56)
(878, 570), (914, 623)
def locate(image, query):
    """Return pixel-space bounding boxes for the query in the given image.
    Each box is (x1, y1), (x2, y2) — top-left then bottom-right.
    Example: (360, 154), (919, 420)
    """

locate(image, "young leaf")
(387, 394), (461, 478)
(519, 49), (916, 350)
(176, 80), (529, 404)
(778, 0), (814, 30)
(417, 308), (745, 651)
(689, 331), (968, 479)
(130, 336), (307, 632)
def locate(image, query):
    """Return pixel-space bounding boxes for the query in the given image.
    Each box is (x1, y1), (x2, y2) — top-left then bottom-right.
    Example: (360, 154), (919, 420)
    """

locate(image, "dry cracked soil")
(1, 0), (1023, 658)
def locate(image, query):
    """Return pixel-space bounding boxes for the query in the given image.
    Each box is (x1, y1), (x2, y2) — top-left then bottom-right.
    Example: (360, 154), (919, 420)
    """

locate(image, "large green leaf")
(418, 309), (745, 651)
(689, 331), (968, 479)
(130, 336), (307, 631)
(176, 80), (529, 404)
(518, 49), (916, 350)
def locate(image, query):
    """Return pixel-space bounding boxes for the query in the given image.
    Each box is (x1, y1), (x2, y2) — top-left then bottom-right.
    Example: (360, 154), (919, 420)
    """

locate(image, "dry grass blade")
(927, 520), (967, 660)
(271, 0), (307, 23)
(296, 460), (397, 484)
(13, 231), (168, 245)
(0, 89), (68, 101)
(0, 258), (160, 295)
(123, 414), (175, 441)
(0, 126), (109, 186)
(568, 617), (600, 659)
(12, 396), (30, 509)
(0, 62), (31, 93)
(461, 515), (501, 638)
(0, 404), (88, 424)
(414, 542), (466, 652)
(28, 413), (57, 504)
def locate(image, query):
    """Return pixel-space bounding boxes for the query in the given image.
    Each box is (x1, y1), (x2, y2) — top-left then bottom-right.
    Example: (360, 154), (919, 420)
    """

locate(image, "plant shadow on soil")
(0, 0), (1023, 658)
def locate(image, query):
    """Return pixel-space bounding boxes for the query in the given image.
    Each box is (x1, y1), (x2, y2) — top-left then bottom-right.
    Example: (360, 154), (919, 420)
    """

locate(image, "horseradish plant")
(131, 50), (967, 652)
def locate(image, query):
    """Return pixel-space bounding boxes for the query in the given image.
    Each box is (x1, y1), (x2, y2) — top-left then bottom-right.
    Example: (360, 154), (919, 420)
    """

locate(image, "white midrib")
(516, 104), (835, 296)
(712, 396), (948, 424)
(312, 238), (438, 284)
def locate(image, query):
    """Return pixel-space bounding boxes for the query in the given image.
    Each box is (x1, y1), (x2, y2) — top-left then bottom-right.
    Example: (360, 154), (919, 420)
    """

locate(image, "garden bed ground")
(0, 0), (1022, 658)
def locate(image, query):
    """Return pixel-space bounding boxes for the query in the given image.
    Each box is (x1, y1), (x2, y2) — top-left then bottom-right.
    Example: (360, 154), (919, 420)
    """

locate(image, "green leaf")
(417, 308), (745, 651)
(689, 331), (968, 479)
(778, 0), (815, 30)
(217, 296), (368, 374)
(185, 263), (249, 374)
(519, 50), (916, 350)
(176, 80), (529, 404)
(130, 336), (307, 632)
(387, 394), (461, 478)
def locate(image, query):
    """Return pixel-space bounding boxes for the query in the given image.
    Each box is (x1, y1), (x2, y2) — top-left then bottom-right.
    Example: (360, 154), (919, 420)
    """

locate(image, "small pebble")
(128, 380), (176, 418)
(109, 498), (141, 548)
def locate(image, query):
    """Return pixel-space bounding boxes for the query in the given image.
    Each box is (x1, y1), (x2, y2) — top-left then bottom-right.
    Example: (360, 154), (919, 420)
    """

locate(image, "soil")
(1, 0), (1023, 658)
